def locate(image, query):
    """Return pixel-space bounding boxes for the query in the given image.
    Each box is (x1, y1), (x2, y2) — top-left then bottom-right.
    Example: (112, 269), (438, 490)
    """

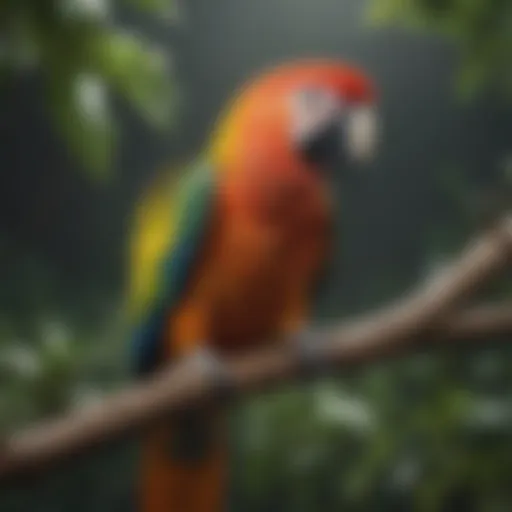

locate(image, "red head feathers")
(209, 59), (377, 176)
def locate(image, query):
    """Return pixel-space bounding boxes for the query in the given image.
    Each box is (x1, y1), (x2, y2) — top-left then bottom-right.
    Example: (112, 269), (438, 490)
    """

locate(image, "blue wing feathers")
(131, 161), (215, 377)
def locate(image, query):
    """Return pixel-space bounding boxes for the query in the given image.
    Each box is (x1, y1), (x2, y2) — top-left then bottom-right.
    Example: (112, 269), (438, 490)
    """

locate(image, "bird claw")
(166, 346), (232, 461)
(180, 346), (235, 404)
(290, 326), (332, 379)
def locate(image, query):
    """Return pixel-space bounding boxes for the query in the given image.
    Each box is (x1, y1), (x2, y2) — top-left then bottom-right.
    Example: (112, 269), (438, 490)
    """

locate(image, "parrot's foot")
(180, 346), (235, 404)
(290, 326), (333, 379)
(167, 346), (232, 462)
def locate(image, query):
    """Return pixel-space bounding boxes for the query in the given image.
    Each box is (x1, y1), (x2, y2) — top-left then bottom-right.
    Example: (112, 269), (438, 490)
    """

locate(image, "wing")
(128, 159), (216, 377)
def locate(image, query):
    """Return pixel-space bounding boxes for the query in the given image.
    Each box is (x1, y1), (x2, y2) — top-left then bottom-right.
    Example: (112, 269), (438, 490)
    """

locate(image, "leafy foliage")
(0, 0), (179, 178)
(366, 0), (512, 101)
(1, 2), (512, 511)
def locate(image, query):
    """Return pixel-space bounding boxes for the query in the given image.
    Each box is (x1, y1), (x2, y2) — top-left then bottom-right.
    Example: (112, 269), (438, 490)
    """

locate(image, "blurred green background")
(0, 0), (511, 510)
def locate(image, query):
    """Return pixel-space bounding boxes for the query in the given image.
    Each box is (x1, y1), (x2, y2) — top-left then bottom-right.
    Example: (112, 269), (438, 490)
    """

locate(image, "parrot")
(128, 58), (378, 512)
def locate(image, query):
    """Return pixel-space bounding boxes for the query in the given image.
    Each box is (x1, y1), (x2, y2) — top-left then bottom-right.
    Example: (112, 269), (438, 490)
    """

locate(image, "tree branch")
(433, 302), (512, 342)
(1, 216), (511, 484)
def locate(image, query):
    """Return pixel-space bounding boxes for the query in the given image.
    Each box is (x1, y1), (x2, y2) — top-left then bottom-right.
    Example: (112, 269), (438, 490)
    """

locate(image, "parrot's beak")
(297, 104), (378, 175)
(344, 105), (378, 167)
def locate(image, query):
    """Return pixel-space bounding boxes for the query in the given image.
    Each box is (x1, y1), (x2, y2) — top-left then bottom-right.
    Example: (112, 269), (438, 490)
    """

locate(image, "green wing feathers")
(128, 159), (216, 376)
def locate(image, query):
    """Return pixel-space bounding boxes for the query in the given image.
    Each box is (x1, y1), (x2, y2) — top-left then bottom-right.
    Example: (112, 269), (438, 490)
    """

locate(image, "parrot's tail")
(139, 410), (228, 512)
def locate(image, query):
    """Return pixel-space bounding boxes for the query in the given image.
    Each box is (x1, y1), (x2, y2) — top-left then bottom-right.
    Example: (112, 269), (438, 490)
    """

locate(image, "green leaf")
(90, 29), (176, 129)
(365, 0), (427, 28)
(58, 0), (110, 23)
(123, 0), (180, 23)
(367, 0), (512, 100)
(46, 70), (116, 180)
(455, 55), (490, 101)
(365, 0), (407, 25)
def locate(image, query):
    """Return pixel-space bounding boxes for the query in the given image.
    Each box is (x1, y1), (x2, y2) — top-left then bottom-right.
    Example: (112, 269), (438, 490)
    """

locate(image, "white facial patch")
(346, 105), (378, 165)
(290, 88), (342, 146)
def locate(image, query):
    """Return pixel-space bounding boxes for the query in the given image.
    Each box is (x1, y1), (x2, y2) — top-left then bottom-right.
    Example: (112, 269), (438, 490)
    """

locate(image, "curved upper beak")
(296, 104), (378, 171)
(294, 99), (378, 168)
(345, 105), (378, 167)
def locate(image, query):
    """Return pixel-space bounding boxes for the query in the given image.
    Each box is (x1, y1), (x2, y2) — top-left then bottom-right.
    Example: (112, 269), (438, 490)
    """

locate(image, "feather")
(128, 159), (216, 376)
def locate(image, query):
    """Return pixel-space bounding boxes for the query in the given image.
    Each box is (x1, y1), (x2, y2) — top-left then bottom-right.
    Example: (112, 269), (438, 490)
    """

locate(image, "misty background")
(0, 0), (511, 510)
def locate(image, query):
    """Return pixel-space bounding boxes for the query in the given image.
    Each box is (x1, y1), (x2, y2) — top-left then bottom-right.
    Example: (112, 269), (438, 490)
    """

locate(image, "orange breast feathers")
(165, 165), (333, 360)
